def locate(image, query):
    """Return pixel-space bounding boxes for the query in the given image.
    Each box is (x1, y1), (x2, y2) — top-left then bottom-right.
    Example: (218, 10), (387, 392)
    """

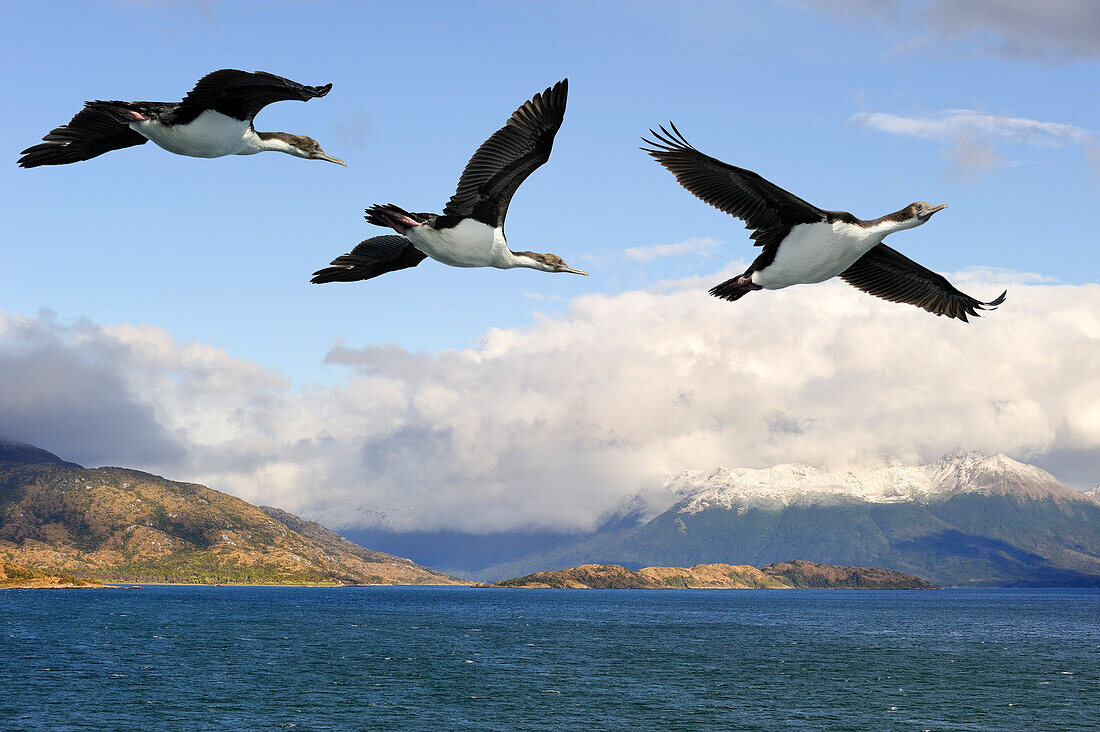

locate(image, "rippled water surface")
(2, 587), (1098, 730)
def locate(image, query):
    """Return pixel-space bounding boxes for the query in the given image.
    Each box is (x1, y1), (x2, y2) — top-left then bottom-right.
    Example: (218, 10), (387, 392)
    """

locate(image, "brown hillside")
(259, 506), (457, 586)
(0, 461), (463, 586)
(761, 560), (939, 589)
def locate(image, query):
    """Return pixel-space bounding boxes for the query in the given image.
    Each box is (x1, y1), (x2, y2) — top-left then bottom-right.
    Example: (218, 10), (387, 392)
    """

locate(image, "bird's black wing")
(442, 79), (568, 228)
(840, 244), (1006, 322)
(311, 236), (427, 284)
(19, 103), (148, 167)
(642, 123), (826, 232)
(175, 69), (332, 123)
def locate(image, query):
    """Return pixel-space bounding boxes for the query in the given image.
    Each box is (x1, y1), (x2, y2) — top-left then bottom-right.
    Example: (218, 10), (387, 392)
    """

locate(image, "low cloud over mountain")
(2, 269), (1098, 533)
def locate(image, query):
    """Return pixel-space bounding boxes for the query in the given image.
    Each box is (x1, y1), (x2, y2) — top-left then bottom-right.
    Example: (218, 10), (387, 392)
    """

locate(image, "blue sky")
(2, 1), (1100, 530)
(4, 0), (1097, 382)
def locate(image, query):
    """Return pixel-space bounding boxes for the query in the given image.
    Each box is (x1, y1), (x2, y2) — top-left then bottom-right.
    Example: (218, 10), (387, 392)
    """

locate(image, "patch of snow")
(671, 451), (1079, 514)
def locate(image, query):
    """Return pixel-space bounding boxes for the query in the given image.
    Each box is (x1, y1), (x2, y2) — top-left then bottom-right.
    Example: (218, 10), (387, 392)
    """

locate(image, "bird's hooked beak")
(311, 151), (347, 166)
(919, 203), (947, 221)
(557, 264), (589, 276)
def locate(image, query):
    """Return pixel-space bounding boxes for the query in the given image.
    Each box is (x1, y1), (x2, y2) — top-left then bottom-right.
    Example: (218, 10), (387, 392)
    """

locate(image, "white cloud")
(802, 0), (1100, 62)
(3, 270), (1100, 533)
(849, 110), (1096, 175)
(926, 0), (1100, 62)
(623, 237), (723, 261)
(850, 110), (1093, 146)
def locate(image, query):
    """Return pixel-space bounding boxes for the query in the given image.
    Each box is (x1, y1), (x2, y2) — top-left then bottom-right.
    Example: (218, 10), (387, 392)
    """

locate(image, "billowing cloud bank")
(2, 270), (1098, 532)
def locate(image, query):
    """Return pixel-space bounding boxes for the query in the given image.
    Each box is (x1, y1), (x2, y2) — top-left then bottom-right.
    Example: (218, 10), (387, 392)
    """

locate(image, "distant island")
(0, 439), (464, 586)
(487, 560), (939, 590)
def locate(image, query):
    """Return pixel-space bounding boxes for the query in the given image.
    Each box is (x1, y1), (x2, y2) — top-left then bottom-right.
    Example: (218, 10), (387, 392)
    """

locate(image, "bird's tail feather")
(91, 101), (153, 124)
(365, 203), (430, 235)
(18, 102), (146, 168)
(708, 273), (760, 302)
(365, 203), (413, 228)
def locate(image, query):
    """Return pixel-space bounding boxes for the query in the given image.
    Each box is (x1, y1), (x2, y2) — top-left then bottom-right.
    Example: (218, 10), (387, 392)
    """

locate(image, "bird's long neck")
(862, 210), (921, 237)
(486, 227), (538, 270)
(501, 249), (545, 270)
(502, 249), (528, 269)
(249, 130), (299, 155)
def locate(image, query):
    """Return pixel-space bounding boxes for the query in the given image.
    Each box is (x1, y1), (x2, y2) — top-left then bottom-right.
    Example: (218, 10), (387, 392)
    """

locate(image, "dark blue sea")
(2, 587), (1098, 731)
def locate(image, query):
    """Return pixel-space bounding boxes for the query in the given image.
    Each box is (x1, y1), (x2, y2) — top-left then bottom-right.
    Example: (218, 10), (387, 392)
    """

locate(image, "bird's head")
(288, 135), (346, 166)
(513, 251), (588, 275)
(907, 201), (948, 225)
(258, 132), (346, 165)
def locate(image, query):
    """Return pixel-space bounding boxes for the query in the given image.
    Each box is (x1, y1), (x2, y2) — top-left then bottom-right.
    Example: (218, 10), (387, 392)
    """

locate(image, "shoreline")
(2, 581), (472, 589)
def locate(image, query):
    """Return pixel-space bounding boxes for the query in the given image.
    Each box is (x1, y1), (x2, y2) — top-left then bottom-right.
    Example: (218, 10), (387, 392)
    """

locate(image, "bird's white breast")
(752, 221), (882, 290)
(132, 110), (252, 158)
(407, 219), (505, 268)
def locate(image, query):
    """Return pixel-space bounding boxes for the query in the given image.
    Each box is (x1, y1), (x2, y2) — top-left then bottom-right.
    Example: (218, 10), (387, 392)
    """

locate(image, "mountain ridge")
(0, 445), (462, 586)
(0, 439), (82, 469)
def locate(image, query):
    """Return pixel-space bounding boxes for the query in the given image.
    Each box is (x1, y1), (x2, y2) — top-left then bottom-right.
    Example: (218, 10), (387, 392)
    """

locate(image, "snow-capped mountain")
(668, 450), (1086, 514)
(1086, 486), (1100, 504)
(477, 450), (1100, 586)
